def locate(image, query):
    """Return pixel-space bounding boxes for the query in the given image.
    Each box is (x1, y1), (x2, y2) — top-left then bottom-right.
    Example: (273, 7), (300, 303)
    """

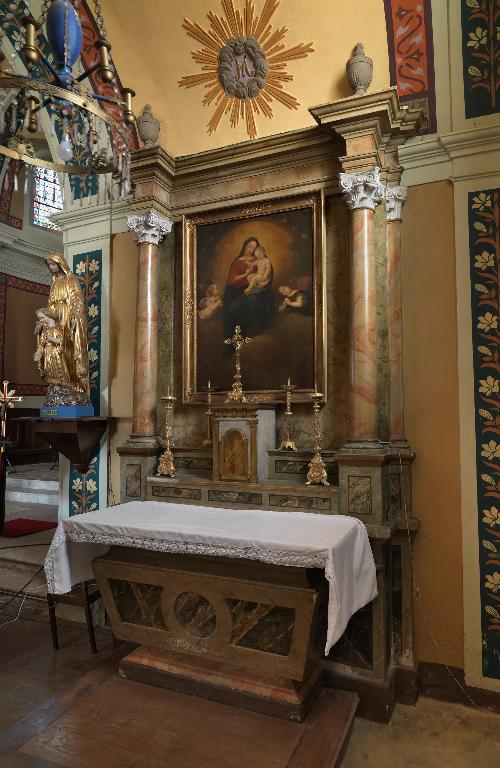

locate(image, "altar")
(113, 85), (421, 725)
(45, 501), (376, 722)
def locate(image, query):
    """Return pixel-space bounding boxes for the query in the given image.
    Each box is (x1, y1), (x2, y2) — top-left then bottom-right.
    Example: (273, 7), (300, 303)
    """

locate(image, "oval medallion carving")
(218, 36), (268, 100)
(174, 591), (216, 638)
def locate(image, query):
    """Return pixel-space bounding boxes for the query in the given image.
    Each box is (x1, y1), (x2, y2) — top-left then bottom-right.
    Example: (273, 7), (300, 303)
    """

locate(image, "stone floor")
(343, 694), (500, 767)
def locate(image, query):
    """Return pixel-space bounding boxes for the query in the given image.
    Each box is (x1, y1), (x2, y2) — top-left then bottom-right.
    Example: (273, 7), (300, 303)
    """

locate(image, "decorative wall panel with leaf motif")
(462, 0), (500, 119)
(469, 188), (500, 679)
(69, 250), (102, 516)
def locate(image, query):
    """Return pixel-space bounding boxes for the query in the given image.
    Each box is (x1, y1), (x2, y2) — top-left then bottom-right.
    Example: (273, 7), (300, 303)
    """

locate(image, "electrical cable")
(0, 543), (54, 550)
(0, 564), (44, 615)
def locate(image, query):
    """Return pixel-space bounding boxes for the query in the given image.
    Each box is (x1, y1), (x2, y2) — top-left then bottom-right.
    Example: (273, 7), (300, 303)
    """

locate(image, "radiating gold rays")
(178, 0), (313, 139)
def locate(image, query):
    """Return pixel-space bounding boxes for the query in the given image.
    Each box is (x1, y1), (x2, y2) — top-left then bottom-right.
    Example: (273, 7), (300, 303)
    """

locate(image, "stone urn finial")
(346, 43), (373, 96)
(136, 104), (161, 148)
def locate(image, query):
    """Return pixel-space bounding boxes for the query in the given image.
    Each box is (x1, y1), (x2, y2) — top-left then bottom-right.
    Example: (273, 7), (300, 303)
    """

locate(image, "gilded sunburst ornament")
(178, 0), (314, 139)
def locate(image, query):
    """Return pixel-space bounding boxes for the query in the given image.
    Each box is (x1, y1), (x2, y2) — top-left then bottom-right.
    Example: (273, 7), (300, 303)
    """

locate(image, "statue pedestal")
(212, 405), (276, 484)
(33, 417), (108, 474)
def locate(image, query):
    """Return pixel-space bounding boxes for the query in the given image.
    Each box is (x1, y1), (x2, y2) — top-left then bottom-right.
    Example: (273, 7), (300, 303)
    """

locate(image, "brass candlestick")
(224, 325), (252, 403)
(201, 379), (214, 447)
(306, 386), (329, 486)
(157, 388), (176, 477)
(279, 377), (297, 451)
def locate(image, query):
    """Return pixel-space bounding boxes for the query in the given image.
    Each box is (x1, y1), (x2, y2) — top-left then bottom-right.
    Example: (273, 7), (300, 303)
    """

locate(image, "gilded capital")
(339, 167), (385, 211)
(385, 185), (408, 222)
(127, 211), (172, 245)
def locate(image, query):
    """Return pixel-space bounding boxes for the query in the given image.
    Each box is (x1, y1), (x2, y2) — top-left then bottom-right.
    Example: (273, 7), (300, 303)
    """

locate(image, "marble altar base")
(93, 548), (328, 684)
(119, 646), (323, 722)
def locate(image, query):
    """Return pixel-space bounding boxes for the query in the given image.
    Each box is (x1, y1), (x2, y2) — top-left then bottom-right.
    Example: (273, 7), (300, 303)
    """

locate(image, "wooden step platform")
(11, 677), (358, 768)
(119, 645), (323, 722)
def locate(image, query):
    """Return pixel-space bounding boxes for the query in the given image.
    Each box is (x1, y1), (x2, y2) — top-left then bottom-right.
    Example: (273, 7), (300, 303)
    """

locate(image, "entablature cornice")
(129, 88), (423, 220)
(131, 125), (344, 220)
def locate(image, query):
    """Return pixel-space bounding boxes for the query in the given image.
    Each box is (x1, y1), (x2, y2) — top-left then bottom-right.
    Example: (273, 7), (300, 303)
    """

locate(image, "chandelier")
(0, 0), (136, 200)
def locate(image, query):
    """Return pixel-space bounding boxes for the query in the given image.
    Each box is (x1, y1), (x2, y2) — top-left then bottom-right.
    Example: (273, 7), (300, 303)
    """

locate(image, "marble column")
(385, 186), (408, 445)
(339, 168), (385, 444)
(127, 211), (172, 442)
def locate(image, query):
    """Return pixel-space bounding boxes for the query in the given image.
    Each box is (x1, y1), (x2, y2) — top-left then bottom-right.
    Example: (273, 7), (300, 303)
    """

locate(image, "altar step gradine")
(6, 464), (59, 507)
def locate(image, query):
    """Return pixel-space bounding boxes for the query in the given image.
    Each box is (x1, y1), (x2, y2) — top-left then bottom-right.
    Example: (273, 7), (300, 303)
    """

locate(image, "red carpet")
(2, 518), (58, 538)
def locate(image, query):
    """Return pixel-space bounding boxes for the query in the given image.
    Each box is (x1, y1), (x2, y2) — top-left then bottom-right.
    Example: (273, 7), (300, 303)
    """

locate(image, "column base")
(117, 436), (161, 502)
(342, 438), (389, 454)
(388, 438), (412, 455)
(126, 434), (161, 450)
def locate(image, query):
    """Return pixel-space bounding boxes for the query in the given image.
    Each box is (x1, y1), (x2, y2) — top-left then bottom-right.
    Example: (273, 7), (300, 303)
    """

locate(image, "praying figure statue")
(34, 251), (91, 408)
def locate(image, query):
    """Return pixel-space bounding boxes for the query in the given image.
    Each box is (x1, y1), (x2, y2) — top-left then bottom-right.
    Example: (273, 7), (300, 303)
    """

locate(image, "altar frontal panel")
(94, 548), (327, 681)
(182, 193), (325, 403)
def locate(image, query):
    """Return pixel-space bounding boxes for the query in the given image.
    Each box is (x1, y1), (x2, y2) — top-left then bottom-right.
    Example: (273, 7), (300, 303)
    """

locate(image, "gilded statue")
(34, 252), (91, 408)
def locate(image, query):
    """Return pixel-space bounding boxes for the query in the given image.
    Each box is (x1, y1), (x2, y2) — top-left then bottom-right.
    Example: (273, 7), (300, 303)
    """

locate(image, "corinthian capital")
(339, 167), (385, 211)
(127, 211), (172, 245)
(385, 185), (408, 222)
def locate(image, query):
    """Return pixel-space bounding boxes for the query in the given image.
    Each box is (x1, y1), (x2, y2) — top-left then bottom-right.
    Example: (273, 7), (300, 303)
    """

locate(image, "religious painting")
(182, 193), (325, 403)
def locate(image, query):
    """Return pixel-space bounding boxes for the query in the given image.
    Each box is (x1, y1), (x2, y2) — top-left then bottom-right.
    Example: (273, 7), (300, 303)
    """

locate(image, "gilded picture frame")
(182, 193), (325, 404)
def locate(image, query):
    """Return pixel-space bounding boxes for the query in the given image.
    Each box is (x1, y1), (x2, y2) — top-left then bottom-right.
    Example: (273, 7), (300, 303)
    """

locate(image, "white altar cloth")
(44, 502), (377, 654)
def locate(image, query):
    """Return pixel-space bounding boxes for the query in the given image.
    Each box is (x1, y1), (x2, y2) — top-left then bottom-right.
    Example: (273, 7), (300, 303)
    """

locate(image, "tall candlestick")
(202, 379), (214, 447)
(279, 377), (297, 451)
(157, 391), (176, 477)
(306, 389), (329, 486)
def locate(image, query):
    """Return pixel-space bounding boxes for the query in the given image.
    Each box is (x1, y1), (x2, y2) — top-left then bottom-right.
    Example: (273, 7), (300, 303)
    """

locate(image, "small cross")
(0, 380), (23, 446)
(224, 325), (252, 354)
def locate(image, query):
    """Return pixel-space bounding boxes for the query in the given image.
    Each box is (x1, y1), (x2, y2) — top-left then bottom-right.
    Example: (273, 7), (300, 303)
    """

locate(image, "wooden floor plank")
(0, 645), (130, 755)
(21, 678), (305, 768)
(19, 677), (357, 768)
(0, 752), (60, 768)
(288, 689), (359, 767)
(0, 614), (114, 732)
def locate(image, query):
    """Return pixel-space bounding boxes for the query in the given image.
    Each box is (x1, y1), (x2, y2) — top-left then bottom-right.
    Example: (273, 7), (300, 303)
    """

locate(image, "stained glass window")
(33, 167), (63, 230)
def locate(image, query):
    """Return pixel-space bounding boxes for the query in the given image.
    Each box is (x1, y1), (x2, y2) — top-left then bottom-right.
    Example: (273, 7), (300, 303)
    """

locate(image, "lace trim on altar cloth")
(44, 525), (340, 653)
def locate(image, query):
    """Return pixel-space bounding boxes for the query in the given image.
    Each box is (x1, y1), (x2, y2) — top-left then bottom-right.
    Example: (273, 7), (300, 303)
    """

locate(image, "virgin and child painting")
(182, 195), (324, 402)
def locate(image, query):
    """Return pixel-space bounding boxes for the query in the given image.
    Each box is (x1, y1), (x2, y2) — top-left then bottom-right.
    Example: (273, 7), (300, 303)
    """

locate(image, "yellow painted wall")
(402, 180), (464, 668)
(102, 0), (390, 156)
(108, 231), (137, 502)
(4, 282), (47, 387)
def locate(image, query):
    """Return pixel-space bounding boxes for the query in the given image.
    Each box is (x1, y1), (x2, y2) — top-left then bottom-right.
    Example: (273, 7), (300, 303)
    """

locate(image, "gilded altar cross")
(224, 325), (252, 403)
(0, 380), (23, 451)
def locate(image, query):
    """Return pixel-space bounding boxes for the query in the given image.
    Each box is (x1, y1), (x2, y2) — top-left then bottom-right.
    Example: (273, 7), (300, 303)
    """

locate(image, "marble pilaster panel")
(375, 201), (390, 443)
(385, 186), (408, 444)
(157, 229), (176, 431)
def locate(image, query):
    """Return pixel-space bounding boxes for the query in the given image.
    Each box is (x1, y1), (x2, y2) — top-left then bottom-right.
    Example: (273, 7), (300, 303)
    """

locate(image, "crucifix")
(224, 325), (252, 403)
(0, 380), (23, 534)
